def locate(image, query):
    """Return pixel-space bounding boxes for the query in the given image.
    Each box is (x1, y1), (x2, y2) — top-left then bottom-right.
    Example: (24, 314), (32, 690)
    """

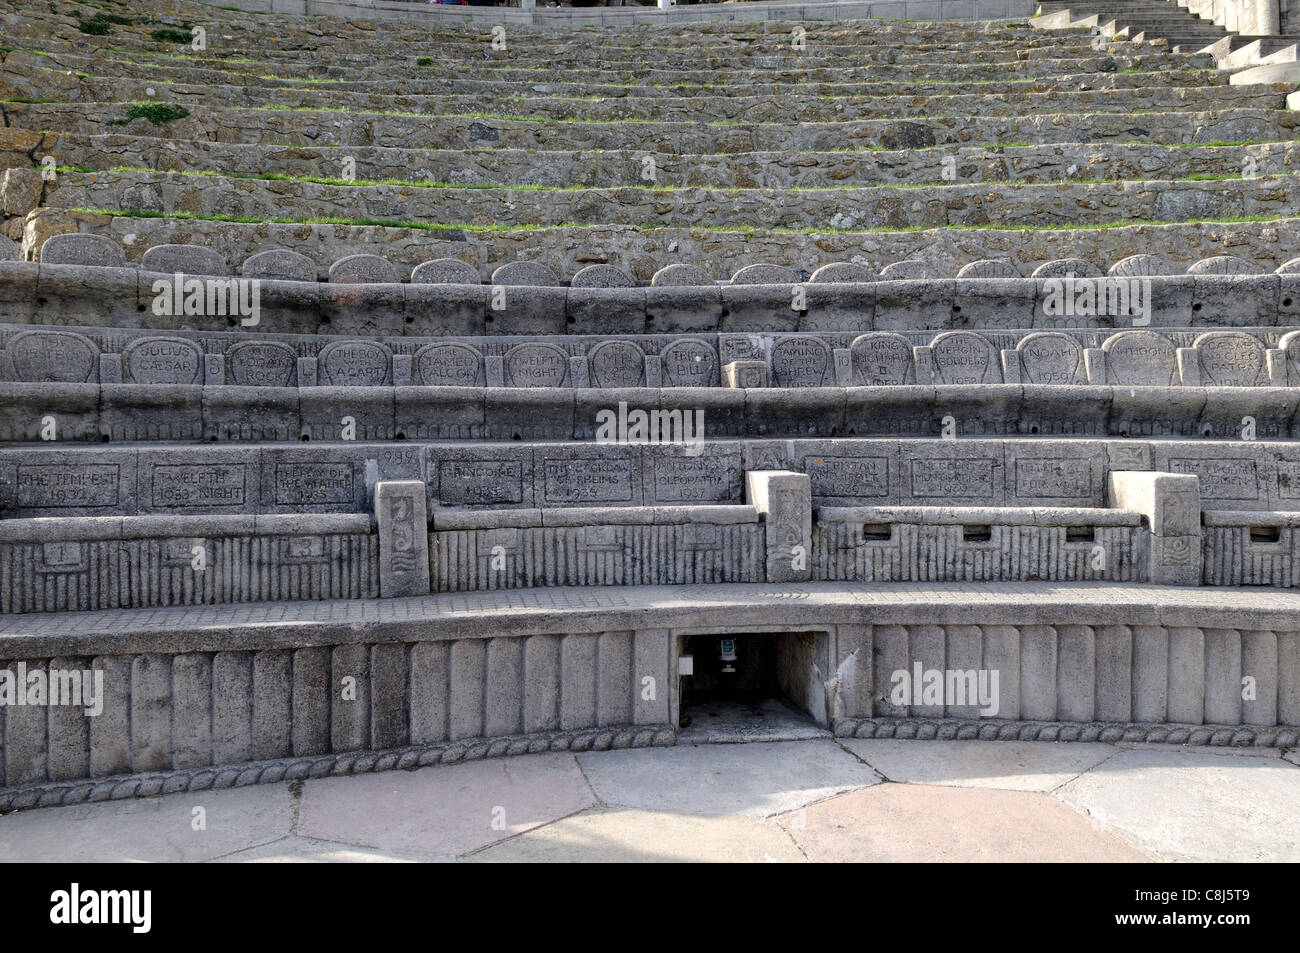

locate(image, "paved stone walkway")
(3, 739), (1297, 862)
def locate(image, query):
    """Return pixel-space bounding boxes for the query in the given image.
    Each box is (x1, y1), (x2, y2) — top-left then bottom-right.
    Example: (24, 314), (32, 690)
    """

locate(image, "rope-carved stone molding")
(0, 724), (678, 812)
(833, 717), (1300, 747)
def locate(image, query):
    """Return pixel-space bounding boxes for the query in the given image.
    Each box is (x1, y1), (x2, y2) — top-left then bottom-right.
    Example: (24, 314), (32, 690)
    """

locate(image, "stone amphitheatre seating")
(0, 0), (1299, 807)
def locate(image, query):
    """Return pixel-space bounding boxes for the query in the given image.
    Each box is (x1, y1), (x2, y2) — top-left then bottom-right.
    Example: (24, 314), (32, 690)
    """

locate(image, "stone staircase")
(1033, 0), (1300, 81)
(0, 0), (1299, 808)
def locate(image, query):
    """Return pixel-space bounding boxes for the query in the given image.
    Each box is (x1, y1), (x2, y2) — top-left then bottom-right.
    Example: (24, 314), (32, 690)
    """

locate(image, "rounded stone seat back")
(140, 244), (227, 277)
(329, 254), (399, 283)
(0, 236), (18, 261)
(730, 263), (800, 284)
(1276, 258), (1300, 274)
(571, 264), (636, 288)
(241, 248), (318, 282)
(651, 263), (714, 287)
(39, 233), (126, 267)
(809, 262), (878, 283)
(411, 258), (481, 284)
(1187, 255), (1259, 275)
(491, 261), (562, 286)
(879, 260), (935, 280)
(956, 259), (1018, 279)
(1108, 254), (1182, 277)
(1031, 258), (1103, 278)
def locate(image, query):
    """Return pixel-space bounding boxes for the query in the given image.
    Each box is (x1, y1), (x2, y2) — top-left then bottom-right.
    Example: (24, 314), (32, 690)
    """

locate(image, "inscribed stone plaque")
(652, 453), (742, 503)
(1168, 457), (1258, 501)
(436, 460), (524, 505)
(1014, 458), (1093, 499)
(123, 336), (203, 385)
(910, 458), (995, 498)
(151, 464), (246, 509)
(543, 457), (635, 504)
(1102, 330), (1177, 385)
(1017, 332), (1085, 385)
(8, 330), (98, 383)
(227, 341), (297, 387)
(930, 332), (998, 384)
(804, 455), (891, 499)
(770, 336), (833, 387)
(504, 343), (569, 387)
(274, 462), (355, 505)
(1193, 332), (1267, 386)
(587, 341), (646, 388)
(849, 333), (915, 385)
(414, 343), (485, 387)
(317, 341), (392, 386)
(18, 464), (119, 507)
(659, 340), (717, 387)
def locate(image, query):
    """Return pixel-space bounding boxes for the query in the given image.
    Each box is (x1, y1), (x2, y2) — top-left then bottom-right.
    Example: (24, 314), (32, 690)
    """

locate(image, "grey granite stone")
(809, 262), (878, 283)
(140, 243), (227, 277)
(651, 263), (714, 287)
(571, 264), (636, 288)
(879, 260), (935, 280)
(39, 233), (126, 267)
(410, 257), (481, 284)
(955, 259), (1019, 279)
(491, 261), (562, 287)
(241, 248), (319, 282)
(328, 254), (399, 284)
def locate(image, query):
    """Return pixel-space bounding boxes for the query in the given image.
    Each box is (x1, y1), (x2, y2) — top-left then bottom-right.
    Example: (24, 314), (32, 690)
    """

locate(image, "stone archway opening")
(676, 631), (832, 743)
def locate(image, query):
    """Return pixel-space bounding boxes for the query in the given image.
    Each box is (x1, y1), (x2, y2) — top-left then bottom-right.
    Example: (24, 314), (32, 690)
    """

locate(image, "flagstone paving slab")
(575, 740), (882, 817)
(296, 748), (595, 852)
(1053, 749), (1300, 862)
(777, 783), (1154, 862)
(839, 739), (1119, 791)
(211, 835), (443, 863)
(467, 808), (807, 863)
(0, 783), (293, 863)
(296, 752), (595, 857)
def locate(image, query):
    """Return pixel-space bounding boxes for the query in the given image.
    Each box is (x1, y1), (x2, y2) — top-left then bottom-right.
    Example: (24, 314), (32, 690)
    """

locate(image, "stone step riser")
(8, 72), (1283, 124)
(18, 131), (1295, 191)
(34, 53), (1214, 86)
(1, 381), (1298, 452)
(12, 56), (1226, 98)
(43, 170), (1300, 233)
(9, 102), (1289, 155)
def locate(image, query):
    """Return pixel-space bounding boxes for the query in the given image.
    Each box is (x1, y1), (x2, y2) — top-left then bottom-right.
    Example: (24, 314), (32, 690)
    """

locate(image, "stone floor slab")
(678, 697), (832, 744)
(297, 752), (595, 857)
(0, 784), (294, 863)
(211, 835), (446, 863)
(577, 740), (881, 816)
(468, 808), (807, 863)
(779, 783), (1153, 862)
(839, 739), (1118, 791)
(1054, 749), (1300, 862)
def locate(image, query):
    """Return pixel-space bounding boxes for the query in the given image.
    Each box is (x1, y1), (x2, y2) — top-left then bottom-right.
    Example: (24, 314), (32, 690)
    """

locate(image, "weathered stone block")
(745, 469), (811, 583)
(374, 480), (431, 598)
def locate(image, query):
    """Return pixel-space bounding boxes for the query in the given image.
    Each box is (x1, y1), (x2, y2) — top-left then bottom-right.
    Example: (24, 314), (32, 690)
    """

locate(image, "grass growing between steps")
(105, 103), (190, 126)
(71, 207), (1300, 236)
